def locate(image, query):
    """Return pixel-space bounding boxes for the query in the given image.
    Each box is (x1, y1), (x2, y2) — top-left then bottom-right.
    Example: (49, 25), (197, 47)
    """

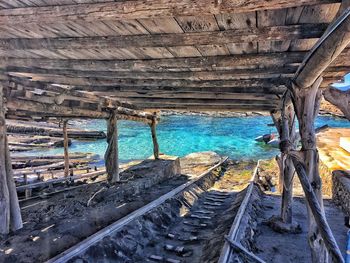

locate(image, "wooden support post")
(0, 85), (22, 235)
(63, 119), (70, 178)
(290, 76), (344, 262)
(104, 111), (119, 183)
(149, 113), (160, 160)
(271, 102), (296, 225)
(290, 153), (344, 263)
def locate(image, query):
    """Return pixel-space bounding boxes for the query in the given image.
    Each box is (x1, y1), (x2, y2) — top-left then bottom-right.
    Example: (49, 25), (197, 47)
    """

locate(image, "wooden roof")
(0, 0), (349, 112)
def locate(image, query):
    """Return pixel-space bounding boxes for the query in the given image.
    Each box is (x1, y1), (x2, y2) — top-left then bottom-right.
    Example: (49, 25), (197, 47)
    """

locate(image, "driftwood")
(104, 111), (119, 183)
(0, 85), (22, 234)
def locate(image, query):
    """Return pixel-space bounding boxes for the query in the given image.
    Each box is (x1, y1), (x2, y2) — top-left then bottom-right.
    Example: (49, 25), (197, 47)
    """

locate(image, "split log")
(0, 1), (339, 26)
(63, 120), (69, 177)
(0, 85), (22, 234)
(323, 87), (350, 120)
(290, 153), (344, 263)
(149, 114), (160, 159)
(104, 111), (119, 183)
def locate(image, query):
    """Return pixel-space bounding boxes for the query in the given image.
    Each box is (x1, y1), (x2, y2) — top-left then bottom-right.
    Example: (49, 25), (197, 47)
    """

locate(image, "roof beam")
(0, 0), (339, 26)
(95, 92), (281, 101)
(2, 77), (287, 89)
(134, 104), (277, 111)
(115, 98), (279, 106)
(0, 52), (307, 72)
(294, 7), (350, 88)
(7, 67), (297, 81)
(0, 24), (326, 50)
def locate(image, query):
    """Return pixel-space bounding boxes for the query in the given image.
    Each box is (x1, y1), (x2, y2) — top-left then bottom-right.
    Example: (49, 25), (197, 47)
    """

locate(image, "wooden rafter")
(0, 24), (327, 50)
(0, 0), (340, 26)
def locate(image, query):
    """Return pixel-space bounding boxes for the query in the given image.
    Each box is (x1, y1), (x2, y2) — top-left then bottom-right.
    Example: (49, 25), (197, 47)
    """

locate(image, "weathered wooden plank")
(98, 92), (281, 100)
(6, 98), (110, 119)
(118, 98), (279, 106)
(0, 0), (340, 26)
(88, 86), (286, 95)
(114, 104), (277, 111)
(6, 66), (298, 81)
(0, 52), (307, 72)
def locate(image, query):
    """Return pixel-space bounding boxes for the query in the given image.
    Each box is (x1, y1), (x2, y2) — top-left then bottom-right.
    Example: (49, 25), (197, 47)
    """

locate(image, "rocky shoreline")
(160, 110), (268, 118)
(160, 99), (345, 119)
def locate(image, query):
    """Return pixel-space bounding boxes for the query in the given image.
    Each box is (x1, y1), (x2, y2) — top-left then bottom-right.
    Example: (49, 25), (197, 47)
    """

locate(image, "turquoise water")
(22, 116), (350, 163)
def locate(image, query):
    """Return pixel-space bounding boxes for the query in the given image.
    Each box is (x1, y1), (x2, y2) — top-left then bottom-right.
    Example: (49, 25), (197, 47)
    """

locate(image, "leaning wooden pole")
(290, 153), (344, 263)
(0, 85), (22, 234)
(63, 119), (70, 177)
(104, 111), (119, 183)
(149, 113), (160, 159)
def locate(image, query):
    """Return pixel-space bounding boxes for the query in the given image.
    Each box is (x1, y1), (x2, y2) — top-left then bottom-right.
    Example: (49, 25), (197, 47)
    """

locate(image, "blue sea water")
(23, 115), (350, 163)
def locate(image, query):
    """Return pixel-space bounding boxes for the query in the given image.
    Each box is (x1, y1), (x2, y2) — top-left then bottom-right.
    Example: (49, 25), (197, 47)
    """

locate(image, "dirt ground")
(0, 152), (221, 263)
(254, 195), (348, 263)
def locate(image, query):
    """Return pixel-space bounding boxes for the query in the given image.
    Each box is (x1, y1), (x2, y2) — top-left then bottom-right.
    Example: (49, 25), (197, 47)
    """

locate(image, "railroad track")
(47, 157), (262, 263)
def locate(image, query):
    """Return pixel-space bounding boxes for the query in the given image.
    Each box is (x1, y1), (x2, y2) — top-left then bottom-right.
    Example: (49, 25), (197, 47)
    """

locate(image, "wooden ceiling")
(0, 0), (348, 112)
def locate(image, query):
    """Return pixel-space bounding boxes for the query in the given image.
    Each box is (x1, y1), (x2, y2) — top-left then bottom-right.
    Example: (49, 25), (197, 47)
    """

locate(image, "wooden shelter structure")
(1, 1), (350, 262)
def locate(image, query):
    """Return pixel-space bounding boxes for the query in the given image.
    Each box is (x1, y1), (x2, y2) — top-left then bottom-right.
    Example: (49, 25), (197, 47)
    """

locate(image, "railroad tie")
(192, 210), (214, 214)
(203, 201), (222, 206)
(204, 196), (225, 203)
(183, 221), (207, 227)
(164, 244), (193, 257)
(189, 214), (211, 220)
(149, 255), (181, 263)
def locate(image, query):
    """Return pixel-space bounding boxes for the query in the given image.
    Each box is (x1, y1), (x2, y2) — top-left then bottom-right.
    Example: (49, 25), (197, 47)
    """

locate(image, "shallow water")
(22, 115), (350, 163)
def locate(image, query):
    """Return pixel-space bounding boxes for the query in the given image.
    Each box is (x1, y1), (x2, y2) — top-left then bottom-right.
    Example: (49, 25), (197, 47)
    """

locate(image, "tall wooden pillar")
(280, 105), (296, 224)
(63, 119), (70, 177)
(291, 77), (337, 262)
(104, 111), (119, 183)
(0, 85), (22, 235)
(271, 102), (297, 225)
(149, 114), (159, 159)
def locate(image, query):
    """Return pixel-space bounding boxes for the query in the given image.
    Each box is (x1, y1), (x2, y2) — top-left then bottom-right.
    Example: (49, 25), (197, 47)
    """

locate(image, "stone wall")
(332, 170), (350, 216)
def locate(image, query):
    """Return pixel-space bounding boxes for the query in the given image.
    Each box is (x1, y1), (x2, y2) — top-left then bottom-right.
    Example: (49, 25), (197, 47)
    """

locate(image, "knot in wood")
(279, 139), (291, 153)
